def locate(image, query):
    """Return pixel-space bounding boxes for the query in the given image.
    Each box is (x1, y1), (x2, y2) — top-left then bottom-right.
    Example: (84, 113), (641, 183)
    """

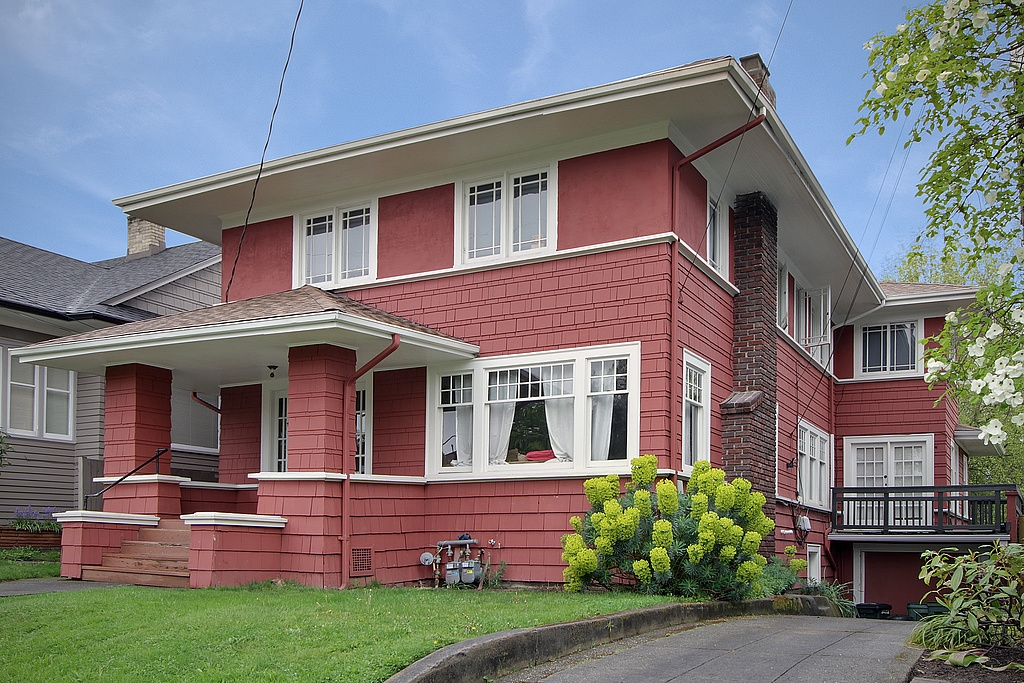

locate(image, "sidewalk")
(0, 577), (121, 597)
(491, 615), (920, 683)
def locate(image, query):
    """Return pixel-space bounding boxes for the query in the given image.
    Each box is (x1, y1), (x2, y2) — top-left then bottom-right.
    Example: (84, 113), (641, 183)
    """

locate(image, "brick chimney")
(740, 54), (776, 109)
(126, 217), (166, 260)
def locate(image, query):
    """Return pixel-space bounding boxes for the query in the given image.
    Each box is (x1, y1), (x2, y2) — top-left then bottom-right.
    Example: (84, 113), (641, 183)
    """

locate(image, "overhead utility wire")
(224, 0), (305, 301)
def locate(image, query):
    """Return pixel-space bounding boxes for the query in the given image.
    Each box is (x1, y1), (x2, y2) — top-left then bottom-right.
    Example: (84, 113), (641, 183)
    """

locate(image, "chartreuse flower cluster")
(563, 456), (777, 601)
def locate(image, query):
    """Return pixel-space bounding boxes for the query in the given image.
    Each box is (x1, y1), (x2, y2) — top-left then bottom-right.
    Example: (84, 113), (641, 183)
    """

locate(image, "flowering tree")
(852, 0), (1024, 445)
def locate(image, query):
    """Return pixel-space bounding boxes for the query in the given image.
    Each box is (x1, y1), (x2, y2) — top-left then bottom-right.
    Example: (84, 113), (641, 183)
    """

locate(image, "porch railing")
(86, 447), (169, 501)
(831, 485), (1022, 535)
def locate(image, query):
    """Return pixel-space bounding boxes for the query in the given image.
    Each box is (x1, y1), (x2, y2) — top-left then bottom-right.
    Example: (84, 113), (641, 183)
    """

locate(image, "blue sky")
(0, 1), (923, 274)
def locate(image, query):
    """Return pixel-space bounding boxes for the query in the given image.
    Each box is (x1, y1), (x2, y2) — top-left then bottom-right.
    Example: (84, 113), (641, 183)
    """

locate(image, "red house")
(15, 55), (1015, 610)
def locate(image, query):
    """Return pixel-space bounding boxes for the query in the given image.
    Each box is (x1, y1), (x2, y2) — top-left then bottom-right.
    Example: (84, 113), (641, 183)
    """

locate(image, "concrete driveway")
(492, 615), (920, 683)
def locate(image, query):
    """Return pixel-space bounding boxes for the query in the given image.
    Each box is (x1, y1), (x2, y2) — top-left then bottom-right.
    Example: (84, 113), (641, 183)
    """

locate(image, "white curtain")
(487, 402), (515, 465)
(544, 397), (574, 462)
(591, 394), (613, 461)
(454, 405), (474, 466)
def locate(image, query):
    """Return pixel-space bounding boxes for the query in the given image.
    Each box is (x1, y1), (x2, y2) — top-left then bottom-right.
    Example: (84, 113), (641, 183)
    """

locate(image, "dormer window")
(461, 167), (554, 264)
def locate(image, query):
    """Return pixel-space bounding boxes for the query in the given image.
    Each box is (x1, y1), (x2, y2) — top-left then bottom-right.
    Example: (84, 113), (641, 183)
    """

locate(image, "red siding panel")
(221, 217), (293, 302)
(377, 184), (455, 278)
(372, 368), (427, 477)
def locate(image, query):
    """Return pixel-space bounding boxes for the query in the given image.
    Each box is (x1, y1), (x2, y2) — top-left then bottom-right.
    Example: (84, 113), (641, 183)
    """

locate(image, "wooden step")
(101, 554), (189, 573)
(137, 527), (191, 544)
(119, 539), (189, 558)
(82, 565), (190, 589)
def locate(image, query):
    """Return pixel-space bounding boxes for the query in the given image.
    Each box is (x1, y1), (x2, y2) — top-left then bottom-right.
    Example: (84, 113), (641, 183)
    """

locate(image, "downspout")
(669, 114), (767, 477)
(340, 333), (401, 589)
(190, 392), (221, 414)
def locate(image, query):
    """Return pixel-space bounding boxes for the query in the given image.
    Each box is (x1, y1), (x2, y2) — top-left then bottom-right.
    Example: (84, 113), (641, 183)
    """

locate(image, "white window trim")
(681, 350), (712, 479)
(776, 262), (788, 331)
(705, 196), (728, 279)
(806, 544), (822, 583)
(426, 342), (640, 479)
(842, 433), (935, 489)
(355, 380), (372, 475)
(797, 419), (831, 510)
(3, 345), (75, 442)
(853, 318), (925, 380)
(260, 381), (288, 473)
(293, 198), (378, 289)
(454, 163), (558, 267)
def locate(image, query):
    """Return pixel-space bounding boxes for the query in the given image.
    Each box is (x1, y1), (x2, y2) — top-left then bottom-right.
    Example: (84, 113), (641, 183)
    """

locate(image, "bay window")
(859, 321), (918, 375)
(431, 343), (639, 476)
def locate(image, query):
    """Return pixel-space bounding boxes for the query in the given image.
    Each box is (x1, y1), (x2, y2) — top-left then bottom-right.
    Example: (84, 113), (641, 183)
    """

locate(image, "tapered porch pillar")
(101, 363), (182, 516)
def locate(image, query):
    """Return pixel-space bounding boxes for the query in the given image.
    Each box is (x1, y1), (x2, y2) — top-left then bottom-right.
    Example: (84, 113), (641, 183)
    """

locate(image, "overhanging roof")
(12, 286), (479, 394)
(114, 56), (882, 320)
(954, 425), (1006, 458)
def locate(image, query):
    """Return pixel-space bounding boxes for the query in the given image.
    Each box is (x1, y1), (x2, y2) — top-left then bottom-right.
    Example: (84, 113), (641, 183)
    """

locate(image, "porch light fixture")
(268, 365), (278, 378)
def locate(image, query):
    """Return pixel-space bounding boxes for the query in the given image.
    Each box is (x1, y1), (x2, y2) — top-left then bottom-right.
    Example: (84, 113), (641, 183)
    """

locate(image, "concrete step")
(81, 566), (190, 589)
(119, 540), (190, 561)
(102, 554), (188, 573)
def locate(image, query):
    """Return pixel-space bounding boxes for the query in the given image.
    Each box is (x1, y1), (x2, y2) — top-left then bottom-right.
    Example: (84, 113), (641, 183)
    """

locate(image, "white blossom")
(1014, 246), (1024, 262)
(944, 0), (957, 18)
(959, 0), (970, 10)
(986, 322), (1004, 339)
(898, 23), (907, 32)
(1012, 308), (1024, 325)
(985, 191), (998, 204)
(930, 34), (946, 51)
(886, 71), (898, 82)
(971, 377), (987, 394)
(968, 338), (987, 357)
(917, 69), (931, 82)
(876, 83), (888, 96)
(1014, 350), (1024, 363)
(973, 8), (989, 28)
(945, 310), (959, 323)
(979, 418), (1006, 445)
(1012, 414), (1024, 427)
(938, 71), (952, 82)
(897, 55), (910, 66)
(948, 18), (960, 34)
(998, 262), (1013, 277)
(1001, 168), (1012, 180)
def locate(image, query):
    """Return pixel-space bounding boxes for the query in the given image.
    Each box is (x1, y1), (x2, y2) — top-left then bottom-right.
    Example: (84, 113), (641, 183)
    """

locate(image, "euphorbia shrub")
(562, 456), (775, 601)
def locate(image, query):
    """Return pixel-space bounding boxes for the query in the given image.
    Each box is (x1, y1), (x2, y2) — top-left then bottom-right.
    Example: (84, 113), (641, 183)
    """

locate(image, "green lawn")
(0, 582), (674, 682)
(0, 547), (60, 582)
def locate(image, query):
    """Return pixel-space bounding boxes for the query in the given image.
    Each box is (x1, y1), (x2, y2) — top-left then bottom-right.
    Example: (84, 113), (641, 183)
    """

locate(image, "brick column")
(721, 192), (778, 542)
(286, 344), (356, 472)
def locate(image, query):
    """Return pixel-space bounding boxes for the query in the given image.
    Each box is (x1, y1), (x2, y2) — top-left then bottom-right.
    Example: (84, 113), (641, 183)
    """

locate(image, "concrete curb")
(385, 594), (838, 683)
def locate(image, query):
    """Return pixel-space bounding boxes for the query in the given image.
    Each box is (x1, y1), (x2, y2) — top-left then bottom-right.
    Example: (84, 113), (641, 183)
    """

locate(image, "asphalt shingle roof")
(0, 237), (219, 323)
(27, 286), (462, 347)
(879, 281), (978, 297)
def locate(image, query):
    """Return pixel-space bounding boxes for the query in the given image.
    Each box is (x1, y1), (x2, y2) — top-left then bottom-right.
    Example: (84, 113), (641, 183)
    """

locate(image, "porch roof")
(12, 286), (479, 393)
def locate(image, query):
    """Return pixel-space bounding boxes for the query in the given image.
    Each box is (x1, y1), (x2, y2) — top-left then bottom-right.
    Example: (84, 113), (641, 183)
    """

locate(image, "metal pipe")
(340, 334), (401, 589)
(190, 392), (221, 414)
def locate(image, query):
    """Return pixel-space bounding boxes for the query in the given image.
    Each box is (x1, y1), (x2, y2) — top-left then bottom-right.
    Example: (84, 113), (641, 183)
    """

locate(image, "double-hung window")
(300, 203), (375, 286)
(798, 287), (831, 367)
(4, 347), (73, 440)
(682, 352), (711, 472)
(432, 344), (638, 476)
(463, 167), (553, 263)
(797, 420), (830, 509)
(354, 384), (372, 474)
(706, 198), (728, 276)
(860, 321), (917, 375)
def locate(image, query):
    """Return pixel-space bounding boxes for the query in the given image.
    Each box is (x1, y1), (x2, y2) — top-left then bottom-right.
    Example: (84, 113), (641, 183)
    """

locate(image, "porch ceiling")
(12, 287), (479, 393)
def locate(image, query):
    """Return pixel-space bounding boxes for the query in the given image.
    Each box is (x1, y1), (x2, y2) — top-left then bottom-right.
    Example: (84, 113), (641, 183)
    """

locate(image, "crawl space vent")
(351, 548), (373, 576)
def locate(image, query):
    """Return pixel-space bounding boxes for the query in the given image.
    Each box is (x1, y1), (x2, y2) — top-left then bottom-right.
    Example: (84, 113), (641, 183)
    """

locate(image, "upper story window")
(3, 346), (74, 441)
(430, 343), (639, 477)
(298, 202), (375, 287)
(706, 198), (728, 277)
(461, 166), (555, 264)
(860, 321), (918, 375)
(797, 420), (830, 509)
(682, 351), (711, 474)
(798, 287), (831, 368)
(776, 264), (788, 330)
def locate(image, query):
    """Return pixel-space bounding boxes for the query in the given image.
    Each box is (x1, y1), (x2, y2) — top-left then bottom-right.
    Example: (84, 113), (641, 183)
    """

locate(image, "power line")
(224, 0), (304, 301)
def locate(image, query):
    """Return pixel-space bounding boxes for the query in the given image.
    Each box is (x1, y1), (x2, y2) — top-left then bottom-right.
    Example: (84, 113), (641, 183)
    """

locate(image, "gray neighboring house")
(0, 220), (221, 522)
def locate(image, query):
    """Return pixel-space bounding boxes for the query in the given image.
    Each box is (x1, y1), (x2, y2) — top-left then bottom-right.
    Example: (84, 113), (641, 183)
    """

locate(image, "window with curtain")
(589, 358), (628, 461)
(486, 363), (574, 465)
(440, 373), (474, 468)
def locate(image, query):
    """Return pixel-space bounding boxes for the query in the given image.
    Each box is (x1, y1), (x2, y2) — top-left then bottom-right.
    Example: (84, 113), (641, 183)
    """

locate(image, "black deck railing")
(86, 447), (168, 500)
(831, 485), (1022, 535)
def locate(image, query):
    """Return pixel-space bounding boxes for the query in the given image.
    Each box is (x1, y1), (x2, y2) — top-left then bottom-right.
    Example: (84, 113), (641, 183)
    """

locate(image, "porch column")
(101, 363), (182, 516)
(286, 344), (356, 472)
(219, 384), (263, 483)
